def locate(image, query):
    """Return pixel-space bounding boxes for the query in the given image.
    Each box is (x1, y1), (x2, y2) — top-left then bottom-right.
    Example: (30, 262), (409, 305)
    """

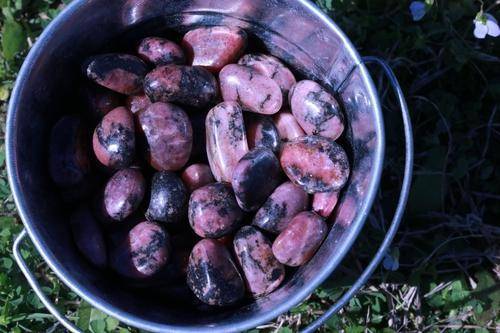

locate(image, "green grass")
(1, 0), (499, 332)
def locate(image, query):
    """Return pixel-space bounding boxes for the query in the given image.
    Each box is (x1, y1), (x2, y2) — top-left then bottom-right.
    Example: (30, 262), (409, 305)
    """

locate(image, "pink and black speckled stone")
(272, 211), (327, 266)
(233, 226), (284, 297)
(253, 181), (309, 234)
(245, 114), (280, 154)
(92, 107), (135, 169)
(289, 80), (344, 140)
(104, 168), (145, 221)
(188, 182), (243, 238)
(144, 65), (218, 108)
(280, 135), (350, 193)
(70, 203), (107, 268)
(137, 37), (185, 66)
(206, 102), (249, 182)
(272, 111), (305, 143)
(146, 171), (188, 224)
(182, 26), (247, 73)
(85, 53), (148, 95)
(219, 64), (282, 115)
(181, 164), (214, 192)
(111, 221), (170, 278)
(312, 190), (339, 218)
(231, 147), (281, 212)
(138, 102), (192, 171)
(238, 53), (296, 99)
(126, 93), (151, 114)
(187, 239), (245, 306)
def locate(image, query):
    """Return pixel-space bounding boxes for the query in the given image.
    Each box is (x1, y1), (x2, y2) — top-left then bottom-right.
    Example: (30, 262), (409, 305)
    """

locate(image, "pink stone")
(187, 239), (245, 305)
(245, 114), (280, 153)
(104, 168), (145, 221)
(219, 64), (282, 115)
(126, 93), (151, 114)
(138, 102), (192, 171)
(272, 111), (305, 142)
(182, 26), (247, 73)
(312, 190), (339, 218)
(181, 163), (215, 192)
(289, 80), (344, 140)
(253, 181), (309, 234)
(137, 37), (185, 66)
(206, 102), (249, 182)
(92, 106), (135, 169)
(233, 226), (285, 297)
(280, 135), (350, 193)
(272, 211), (327, 266)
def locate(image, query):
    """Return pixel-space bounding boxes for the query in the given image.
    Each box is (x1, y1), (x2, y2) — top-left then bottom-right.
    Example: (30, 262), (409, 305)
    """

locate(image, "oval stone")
(231, 147), (281, 211)
(238, 53), (296, 98)
(187, 239), (245, 306)
(313, 190), (339, 218)
(144, 65), (218, 108)
(146, 171), (188, 224)
(137, 37), (185, 66)
(189, 182), (243, 238)
(272, 111), (305, 142)
(219, 64), (282, 115)
(253, 181), (309, 234)
(181, 163), (214, 192)
(206, 102), (249, 182)
(126, 93), (151, 114)
(280, 135), (350, 193)
(85, 53), (148, 95)
(245, 114), (280, 153)
(233, 226), (285, 297)
(93, 106), (135, 169)
(104, 168), (146, 221)
(272, 211), (327, 266)
(289, 80), (344, 140)
(138, 102), (192, 171)
(182, 26), (247, 73)
(111, 221), (170, 278)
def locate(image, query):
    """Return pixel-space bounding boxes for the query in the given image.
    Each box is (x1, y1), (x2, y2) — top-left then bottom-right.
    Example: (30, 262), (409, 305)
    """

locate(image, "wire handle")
(13, 229), (83, 333)
(302, 56), (414, 332)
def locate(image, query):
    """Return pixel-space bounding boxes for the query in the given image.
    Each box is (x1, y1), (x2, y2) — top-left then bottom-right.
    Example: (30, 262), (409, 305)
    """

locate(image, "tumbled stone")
(219, 64), (282, 115)
(188, 183), (243, 238)
(144, 65), (218, 108)
(272, 111), (305, 142)
(231, 147), (281, 211)
(181, 164), (214, 192)
(82, 84), (122, 121)
(146, 171), (188, 224)
(137, 37), (185, 66)
(92, 106), (135, 169)
(233, 226), (285, 297)
(253, 181), (309, 234)
(206, 102), (249, 182)
(104, 168), (145, 221)
(187, 239), (245, 306)
(313, 190), (339, 218)
(138, 102), (192, 171)
(126, 93), (151, 114)
(85, 53), (148, 95)
(280, 135), (350, 193)
(245, 114), (280, 153)
(272, 211), (327, 266)
(289, 80), (344, 140)
(182, 26), (247, 73)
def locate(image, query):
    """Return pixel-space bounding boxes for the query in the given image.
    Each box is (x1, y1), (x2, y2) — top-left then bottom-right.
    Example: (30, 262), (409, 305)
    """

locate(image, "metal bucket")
(6, 0), (413, 332)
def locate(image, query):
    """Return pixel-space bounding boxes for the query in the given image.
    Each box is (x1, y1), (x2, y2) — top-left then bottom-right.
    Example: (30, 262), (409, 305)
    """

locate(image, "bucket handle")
(13, 229), (83, 333)
(302, 56), (414, 332)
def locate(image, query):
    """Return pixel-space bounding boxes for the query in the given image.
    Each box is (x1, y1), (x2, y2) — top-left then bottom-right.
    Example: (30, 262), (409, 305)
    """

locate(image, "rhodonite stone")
(188, 183), (243, 238)
(272, 111), (305, 142)
(137, 37), (185, 66)
(245, 114), (280, 153)
(219, 64), (282, 115)
(81, 84), (122, 121)
(146, 171), (188, 224)
(138, 102), (192, 171)
(126, 93), (151, 114)
(104, 168), (145, 221)
(233, 226), (285, 297)
(92, 106), (135, 169)
(289, 80), (344, 140)
(187, 239), (245, 306)
(231, 147), (281, 212)
(313, 190), (339, 218)
(181, 164), (215, 192)
(206, 102), (249, 182)
(144, 65), (218, 108)
(280, 135), (350, 193)
(253, 181), (309, 234)
(272, 211), (327, 266)
(182, 26), (247, 73)
(85, 53), (148, 95)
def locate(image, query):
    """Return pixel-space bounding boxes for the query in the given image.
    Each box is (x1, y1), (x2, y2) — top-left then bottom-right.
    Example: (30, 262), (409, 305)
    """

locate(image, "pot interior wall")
(9, 0), (383, 330)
